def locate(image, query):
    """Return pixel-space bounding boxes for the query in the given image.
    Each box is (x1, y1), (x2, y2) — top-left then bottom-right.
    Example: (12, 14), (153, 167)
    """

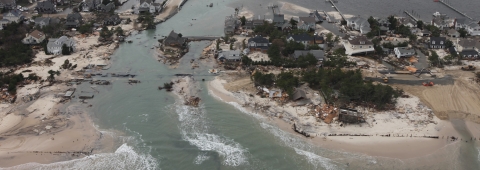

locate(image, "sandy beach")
(0, 21), (137, 167)
(207, 73), (480, 159)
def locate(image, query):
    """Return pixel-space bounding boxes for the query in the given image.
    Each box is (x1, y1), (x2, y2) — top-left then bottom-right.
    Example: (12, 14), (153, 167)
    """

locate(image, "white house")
(394, 47), (415, 58)
(466, 22), (480, 36)
(3, 9), (24, 23)
(22, 30), (45, 45)
(47, 36), (76, 55)
(342, 36), (374, 55)
(138, 0), (162, 13)
(297, 17), (315, 31)
(286, 33), (313, 47)
(346, 17), (371, 35)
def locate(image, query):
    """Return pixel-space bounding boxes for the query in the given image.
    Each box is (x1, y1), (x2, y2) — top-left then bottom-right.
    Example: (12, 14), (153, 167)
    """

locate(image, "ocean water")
(5, 0), (480, 169)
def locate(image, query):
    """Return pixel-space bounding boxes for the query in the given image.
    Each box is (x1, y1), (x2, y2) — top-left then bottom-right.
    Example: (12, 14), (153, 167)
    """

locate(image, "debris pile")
(184, 96), (200, 107)
(313, 104), (337, 124)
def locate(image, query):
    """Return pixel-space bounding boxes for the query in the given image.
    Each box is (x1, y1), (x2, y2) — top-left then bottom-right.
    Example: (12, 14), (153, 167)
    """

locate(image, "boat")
(433, 11), (441, 17)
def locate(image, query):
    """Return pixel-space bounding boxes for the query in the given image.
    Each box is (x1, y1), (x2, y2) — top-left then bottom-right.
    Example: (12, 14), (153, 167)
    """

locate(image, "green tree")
(458, 28), (468, 38)
(115, 26), (124, 36)
(276, 72), (299, 97)
(428, 50), (441, 66)
(387, 15), (397, 30)
(289, 18), (298, 28)
(417, 20), (424, 29)
(325, 33), (333, 43)
(253, 72), (275, 87)
(240, 16), (246, 26)
(445, 40), (453, 48)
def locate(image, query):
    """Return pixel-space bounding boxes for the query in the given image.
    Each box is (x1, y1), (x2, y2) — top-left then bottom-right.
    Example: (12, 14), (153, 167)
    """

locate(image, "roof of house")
(219, 50), (242, 60)
(400, 18), (415, 26)
(449, 46), (457, 54)
(448, 29), (459, 35)
(314, 35), (324, 42)
(67, 13), (82, 20)
(98, 2), (115, 12)
(460, 50), (479, 56)
(164, 30), (186, 45)
(292, 89), (307, 101)
(422, 30), (432, 34)
(248, 36), (269, 43)
(430, 37), (446, 44)
(29, 30), (45, 39)
(348, 36), (373, 45)
(395, 47), (415, 54)
(0, 0), (15, 4)
(47, 36), (74, 48)
(37, 1), (55, 9)
(273, 14), (284, 23)
(5, 9), (22, 17)
(459, 39), (476, 48)
(292, 50), (325, 60)
(467, 22), (479, 28)
(299, 16), (316, 24)
(456, 18), (467, 25)
(288, 33), (313, 42)
(281, 22), (292, 29)
(140, 0), (153, 4)
(34, 17), (49, 23)
(313, 10), (324, 21)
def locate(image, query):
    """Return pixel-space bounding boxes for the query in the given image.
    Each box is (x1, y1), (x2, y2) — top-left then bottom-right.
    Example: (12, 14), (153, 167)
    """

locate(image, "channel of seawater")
(10, 0), (480, 169)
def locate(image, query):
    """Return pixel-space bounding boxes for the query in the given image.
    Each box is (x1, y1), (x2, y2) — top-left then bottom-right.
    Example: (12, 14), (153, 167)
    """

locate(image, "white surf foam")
(7, 144), (158, 170)
(194, 153), (210, 165)
(260, 122), (340, 169)
(174, 103), (248, 166)
(208, 90), (265, 120)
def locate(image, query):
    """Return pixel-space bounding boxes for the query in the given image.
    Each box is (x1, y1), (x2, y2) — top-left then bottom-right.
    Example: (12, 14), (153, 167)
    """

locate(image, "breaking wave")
(174, 103), (248, 166)
(260, 122), (339, 170)
(7, 144), (158, 170)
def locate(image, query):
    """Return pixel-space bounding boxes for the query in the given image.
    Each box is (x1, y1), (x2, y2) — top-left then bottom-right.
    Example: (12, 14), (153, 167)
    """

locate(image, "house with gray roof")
(163, 30), (186, 47)
(466, 22), (480, 36)
(429, 37), (446, 49)
(272, 14), (285, 29)
(97, 2), (115, 13)
(103, 15), (121, 26)
(394, 47), (415, 58)
(399, 18), (416, 28)
(0, 19), (10, 27)
(243, 20), (253, 29)
(22, 30), (46, 45)
(447, 29), (459, 37)
(287, 33), (313, 47)
(248, 35), (269, 52)
(298, 16), (315, 31)
(454, 18), (469, 30)
(431, 16), (451, 30)
(218, 50), (242, 62)
(34, 17), (59, 28)
(66, 13), (83, 28)
(0, 0), (15, 9)
(292, 50), (325, 61)
(3, 9), (24, 23)
(224, 15), (240, 35)
(342, 36), (374, 55)
(458, 39), (477, 52)
(47, 36), (76, 55)
(346, 17), (371, 34)
(138, 0), (162, 13)
(311, 10), (324, 23)
(460, 50), (479, 60)
(82, 0), (101, 12)
(36, 1), (56, 14)
(252, 19), (264, 28)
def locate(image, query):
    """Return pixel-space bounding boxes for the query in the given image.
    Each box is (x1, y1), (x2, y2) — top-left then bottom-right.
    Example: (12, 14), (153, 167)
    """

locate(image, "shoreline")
(0, 22), (138, 167)
(207, 75), (480, 159)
